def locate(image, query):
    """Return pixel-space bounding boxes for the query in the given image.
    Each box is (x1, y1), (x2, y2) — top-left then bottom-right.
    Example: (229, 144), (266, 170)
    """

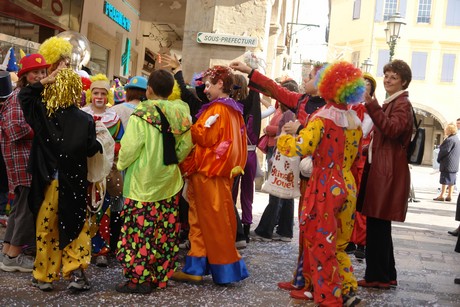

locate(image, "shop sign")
(121, 38), (131, 76)
(196, 32), (258, 48)
(103, 1), (131, 32)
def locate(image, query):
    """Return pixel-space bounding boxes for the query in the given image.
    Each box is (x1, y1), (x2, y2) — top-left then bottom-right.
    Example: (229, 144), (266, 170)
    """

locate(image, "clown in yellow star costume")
(277, 61), (364, 306)
(18, 37), (102, 291)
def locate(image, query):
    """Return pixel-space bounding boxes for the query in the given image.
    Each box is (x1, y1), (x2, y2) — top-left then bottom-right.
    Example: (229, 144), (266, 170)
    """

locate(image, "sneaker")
(67, 268), (91, 291)
(171, 271), (203, 283)
(179, 240), (190, 249)
(250, 231), (272, 242)
(235, 240), (247, 250)
(115, 281), (152, 294)
(272, 233), (292, 242)
(289, 289), (313, 300)
(32, 278), (53, 292)
(342, 290), (361, 307)
(278, 281), (301, 290)
(1, 253), (34, 272)
(95, 255), (108, 267)
(354, 245), (365, 259)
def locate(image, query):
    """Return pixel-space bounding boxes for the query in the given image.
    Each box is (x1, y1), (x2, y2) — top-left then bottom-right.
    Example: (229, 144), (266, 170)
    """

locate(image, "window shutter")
(375, 0), (384, 22)
(411, 52), (428, 80)
(446, 0), (460, 26)
(441, 54), (456, 82)
(377, 49), (390, 77)
(353, 0), (362, 19)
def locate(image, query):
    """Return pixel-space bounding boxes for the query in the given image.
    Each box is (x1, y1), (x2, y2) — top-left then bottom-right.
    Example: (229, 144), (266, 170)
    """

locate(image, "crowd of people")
(2, 32), (459, 306)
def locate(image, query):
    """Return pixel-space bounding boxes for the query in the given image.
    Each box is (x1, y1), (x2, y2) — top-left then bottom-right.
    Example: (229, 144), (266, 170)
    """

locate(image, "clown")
(172, 65), (249, 285)
(276, 61), (365, 306)
(81, 74), (124, 267)
(18, 44), (102, 291)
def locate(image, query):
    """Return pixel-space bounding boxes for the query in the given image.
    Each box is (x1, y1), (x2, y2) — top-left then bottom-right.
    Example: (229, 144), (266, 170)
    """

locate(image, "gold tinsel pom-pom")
(42, 68), (82, 116)
(168, 80), (181, 100)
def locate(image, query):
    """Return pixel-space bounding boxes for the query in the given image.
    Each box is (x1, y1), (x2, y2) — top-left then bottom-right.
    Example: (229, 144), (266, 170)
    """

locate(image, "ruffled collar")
(312, 102), (361, 129)
(196, 97), (243, 119)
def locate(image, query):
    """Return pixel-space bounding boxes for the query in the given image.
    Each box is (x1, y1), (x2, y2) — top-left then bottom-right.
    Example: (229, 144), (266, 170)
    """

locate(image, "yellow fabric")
(277, 118), (324, 157)
(33, 180), (91, 282)
(191, 102), (247, 178)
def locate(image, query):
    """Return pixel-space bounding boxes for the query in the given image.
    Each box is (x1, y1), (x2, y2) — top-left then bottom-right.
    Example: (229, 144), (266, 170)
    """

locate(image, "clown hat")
(17, 54), (50, 78)
(114, 87), (126, 104)
(363, 73), (377, 90)
(124, 76), (147, 90)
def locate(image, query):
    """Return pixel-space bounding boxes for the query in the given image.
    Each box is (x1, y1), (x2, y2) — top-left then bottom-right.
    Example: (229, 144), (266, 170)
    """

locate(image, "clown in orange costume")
(173, 66), (248, 284)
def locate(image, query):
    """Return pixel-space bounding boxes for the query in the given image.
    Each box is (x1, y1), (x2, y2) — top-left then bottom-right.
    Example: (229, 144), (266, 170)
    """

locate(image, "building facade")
(329, 0), (460, 165)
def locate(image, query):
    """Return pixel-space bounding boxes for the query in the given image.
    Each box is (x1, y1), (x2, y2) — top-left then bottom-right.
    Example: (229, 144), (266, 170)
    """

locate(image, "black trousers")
(365, 216), (397, 283)
(254, 194), (294, 239)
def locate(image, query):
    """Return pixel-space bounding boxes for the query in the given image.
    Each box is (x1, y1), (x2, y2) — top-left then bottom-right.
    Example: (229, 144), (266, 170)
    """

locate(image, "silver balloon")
(56, 31), (91, 70)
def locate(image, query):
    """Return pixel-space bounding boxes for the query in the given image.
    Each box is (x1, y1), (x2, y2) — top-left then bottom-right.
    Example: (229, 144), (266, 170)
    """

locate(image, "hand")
(261, 96), (272, 108)
(364, 92), (377, 106)
(229, 61), (252, 74)
(161, 53), (181, 72)
(40, 63), (65, 85)
(283, 120), (301, 135)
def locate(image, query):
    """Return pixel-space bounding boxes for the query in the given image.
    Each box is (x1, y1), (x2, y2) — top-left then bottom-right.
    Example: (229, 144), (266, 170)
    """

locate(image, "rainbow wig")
(85, 74), (114, 106)
(315, 61), (365, 105)
(38, 36), (72, 65)
(168, 80), (181, 100)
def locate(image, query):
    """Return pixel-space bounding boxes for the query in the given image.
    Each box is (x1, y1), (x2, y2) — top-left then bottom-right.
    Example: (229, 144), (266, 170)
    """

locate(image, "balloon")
(56, 31), (91, 70)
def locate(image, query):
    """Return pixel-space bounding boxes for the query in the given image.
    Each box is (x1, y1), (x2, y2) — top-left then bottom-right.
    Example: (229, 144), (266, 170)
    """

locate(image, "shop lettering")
(104, 1), (131, 32)
(197, 32), (258, 47)
(27, 0), (63, 16)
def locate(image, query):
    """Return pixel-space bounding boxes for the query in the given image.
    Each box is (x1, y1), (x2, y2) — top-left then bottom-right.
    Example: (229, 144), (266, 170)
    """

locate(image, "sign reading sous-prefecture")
(196, 32), (258, 48)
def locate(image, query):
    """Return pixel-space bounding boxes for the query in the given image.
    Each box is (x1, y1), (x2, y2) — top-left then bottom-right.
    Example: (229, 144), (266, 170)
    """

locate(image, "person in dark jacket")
(433, 123), (460, 202)
(19, 41), (102, 292)
(358, 59), (414, 289)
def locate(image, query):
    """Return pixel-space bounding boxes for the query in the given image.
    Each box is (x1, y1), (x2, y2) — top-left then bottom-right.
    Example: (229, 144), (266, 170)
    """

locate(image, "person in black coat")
(433, 123), (460, 202)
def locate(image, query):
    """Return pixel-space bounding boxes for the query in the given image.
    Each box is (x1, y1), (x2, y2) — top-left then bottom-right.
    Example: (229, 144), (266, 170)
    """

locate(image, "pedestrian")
(433, 123), (460, 202)
(115, 69), (193, 293)
(358, 59), (414, 289)
(82, 74), (124, 267)
(276, 61), (364, 306)
(110, 76), (147, 129)
(348, 72), (377, 259)
(173, 65), (249, 285)
(0, 66), (37, 273)
(19, 37), (102, 292)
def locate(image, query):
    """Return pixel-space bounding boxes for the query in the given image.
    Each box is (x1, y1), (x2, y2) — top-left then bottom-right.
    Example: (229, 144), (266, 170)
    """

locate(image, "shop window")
(88, 43), (108, 76)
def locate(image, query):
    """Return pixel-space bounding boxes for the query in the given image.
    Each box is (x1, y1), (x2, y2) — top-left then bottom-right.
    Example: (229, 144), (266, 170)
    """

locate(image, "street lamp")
(385, 12), (406, 61)
(361, 58), (373, 73)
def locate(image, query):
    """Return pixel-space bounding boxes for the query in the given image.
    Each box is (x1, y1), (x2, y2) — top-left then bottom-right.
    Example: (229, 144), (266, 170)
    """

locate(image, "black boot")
(243, 224), (250, 243)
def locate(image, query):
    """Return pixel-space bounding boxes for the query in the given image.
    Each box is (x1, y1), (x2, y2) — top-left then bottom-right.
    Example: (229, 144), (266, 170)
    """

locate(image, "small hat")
(124, 76), (147, 90)
(0, 71), (13, 98)
(90, 80), (110, 92)
(363, 73), (377, 90)
(114, 87), (126, 104)
(18, 54), (50, 78)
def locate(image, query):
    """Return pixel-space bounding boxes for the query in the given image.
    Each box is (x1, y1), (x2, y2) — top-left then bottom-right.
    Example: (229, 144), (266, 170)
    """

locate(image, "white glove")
(204, 114), (220, 128)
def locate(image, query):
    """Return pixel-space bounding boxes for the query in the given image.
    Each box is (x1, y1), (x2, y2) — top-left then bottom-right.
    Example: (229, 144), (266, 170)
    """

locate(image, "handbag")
(407, 107), (425, 165)
(257, 134), (269, 154)
(262, 150), (300, 198)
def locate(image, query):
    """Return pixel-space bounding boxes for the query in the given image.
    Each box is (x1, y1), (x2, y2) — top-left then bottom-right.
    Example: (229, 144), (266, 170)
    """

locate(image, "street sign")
(196, 32), (258, 48)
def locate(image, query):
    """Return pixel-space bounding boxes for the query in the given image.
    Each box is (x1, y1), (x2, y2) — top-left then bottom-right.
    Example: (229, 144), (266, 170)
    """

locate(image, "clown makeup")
(203, 79), (223, 101)
(91, 88), (108, 112)
(26, 69), (47, 85)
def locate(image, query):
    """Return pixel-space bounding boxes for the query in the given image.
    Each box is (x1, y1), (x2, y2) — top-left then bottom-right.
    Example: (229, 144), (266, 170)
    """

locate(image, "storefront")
(0, 0), (141, 81)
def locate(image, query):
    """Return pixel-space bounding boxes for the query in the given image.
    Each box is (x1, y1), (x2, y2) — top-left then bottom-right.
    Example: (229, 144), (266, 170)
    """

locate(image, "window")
(377, 49), (390, 77)
(441, 54), (456, 82)
(411, 52), (428, 80)
(417, 0), (432, 23)
(446, 0), (460, 26)
(353, 0), (361, 20)
(351, 51), (360, 68)
(383, 0), (398, 21)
